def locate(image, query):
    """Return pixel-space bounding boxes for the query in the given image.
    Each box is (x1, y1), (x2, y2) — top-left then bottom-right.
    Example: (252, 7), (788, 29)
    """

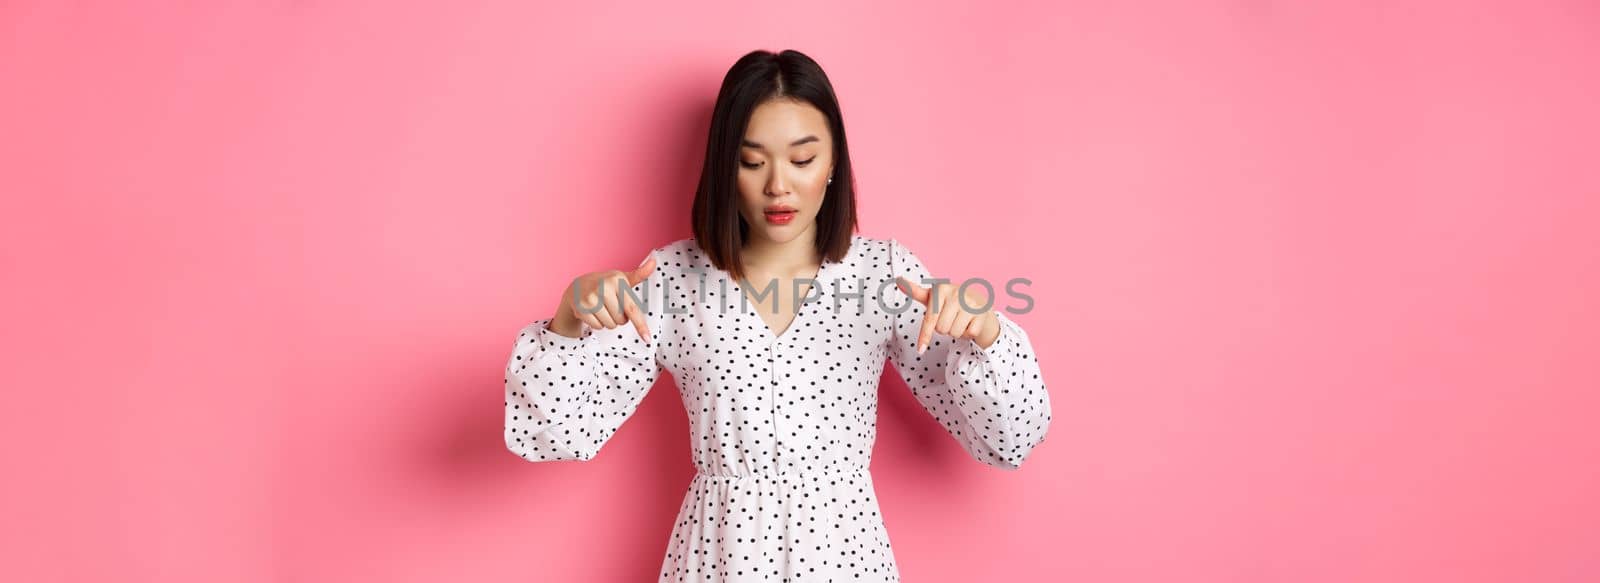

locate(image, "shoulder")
(646, 238), (707, 271)
(851, 235), (924, 266)
(830, 234), (888, 271)
(847, 234), (896, 262)
(852, 235), (925, 255)
(652, 237), (697, 257)
(833, 235), (916, 285)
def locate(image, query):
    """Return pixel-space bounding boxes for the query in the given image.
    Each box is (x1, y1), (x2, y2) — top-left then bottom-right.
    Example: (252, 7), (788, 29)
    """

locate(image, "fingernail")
(917, 343), (926, 355)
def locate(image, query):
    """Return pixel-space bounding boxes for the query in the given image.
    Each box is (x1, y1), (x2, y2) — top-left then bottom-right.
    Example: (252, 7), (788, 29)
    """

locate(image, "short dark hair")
(691, 49), (858, 282)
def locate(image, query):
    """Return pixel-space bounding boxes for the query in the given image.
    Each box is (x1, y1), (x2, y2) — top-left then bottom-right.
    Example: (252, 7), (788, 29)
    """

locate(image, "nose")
(764, 166), (789, 196)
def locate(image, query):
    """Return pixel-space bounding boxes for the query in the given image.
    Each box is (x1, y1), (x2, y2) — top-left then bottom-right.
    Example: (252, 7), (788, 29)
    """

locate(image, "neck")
(742, 228), (821, 280)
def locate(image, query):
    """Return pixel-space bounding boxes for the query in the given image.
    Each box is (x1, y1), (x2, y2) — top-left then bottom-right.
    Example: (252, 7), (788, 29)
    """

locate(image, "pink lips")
(764, 205), (797, 225)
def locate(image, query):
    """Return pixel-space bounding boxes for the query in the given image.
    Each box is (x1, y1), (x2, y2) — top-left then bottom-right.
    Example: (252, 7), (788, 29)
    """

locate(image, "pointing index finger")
(916, 285), (943, 356)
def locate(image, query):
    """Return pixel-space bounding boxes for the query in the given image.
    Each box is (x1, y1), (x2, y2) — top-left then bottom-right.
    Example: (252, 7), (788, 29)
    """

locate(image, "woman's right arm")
(503, 249), (665, 462)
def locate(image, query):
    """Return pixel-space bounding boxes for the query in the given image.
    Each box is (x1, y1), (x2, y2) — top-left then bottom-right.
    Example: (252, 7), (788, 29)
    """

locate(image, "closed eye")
(739, 157), (816, 169)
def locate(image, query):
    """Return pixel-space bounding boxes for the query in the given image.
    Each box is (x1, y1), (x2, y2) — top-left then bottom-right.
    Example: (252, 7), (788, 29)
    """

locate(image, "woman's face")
(737, 98), (834, 247)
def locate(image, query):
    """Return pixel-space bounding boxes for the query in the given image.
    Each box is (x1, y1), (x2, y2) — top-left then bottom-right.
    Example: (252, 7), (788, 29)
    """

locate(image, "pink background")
(3, 1), (1597, 581)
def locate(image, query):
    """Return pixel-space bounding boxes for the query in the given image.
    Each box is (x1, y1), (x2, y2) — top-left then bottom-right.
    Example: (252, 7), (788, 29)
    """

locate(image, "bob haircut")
(691, 49), (859, 283)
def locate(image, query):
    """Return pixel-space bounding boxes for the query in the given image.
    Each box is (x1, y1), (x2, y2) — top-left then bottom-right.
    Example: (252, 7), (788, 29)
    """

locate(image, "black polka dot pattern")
(504, 234), (1053, 581)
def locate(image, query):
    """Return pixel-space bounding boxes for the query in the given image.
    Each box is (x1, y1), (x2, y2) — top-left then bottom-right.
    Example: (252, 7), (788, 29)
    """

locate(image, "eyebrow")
(741, 135), (820, 150)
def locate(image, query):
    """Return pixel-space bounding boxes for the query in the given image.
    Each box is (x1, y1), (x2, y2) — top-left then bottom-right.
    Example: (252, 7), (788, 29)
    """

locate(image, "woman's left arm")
(885, 238), (1054, 471)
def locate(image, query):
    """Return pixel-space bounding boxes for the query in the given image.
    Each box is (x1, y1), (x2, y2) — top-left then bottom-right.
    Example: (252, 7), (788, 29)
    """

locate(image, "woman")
(504, 49), (1052, 581)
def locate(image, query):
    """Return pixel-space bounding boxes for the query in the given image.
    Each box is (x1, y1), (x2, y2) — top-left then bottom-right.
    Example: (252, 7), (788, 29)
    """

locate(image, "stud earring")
(827, 175), (833, 185)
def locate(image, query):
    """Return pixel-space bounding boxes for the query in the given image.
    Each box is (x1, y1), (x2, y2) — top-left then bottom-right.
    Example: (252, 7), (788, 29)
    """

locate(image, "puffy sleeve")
(503, 248), (666, 462)
(884, 238), (1053, 470)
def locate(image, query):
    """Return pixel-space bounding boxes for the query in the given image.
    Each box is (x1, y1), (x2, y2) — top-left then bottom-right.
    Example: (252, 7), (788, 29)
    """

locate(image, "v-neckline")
(716, 236), (854, 343)
(730, 262), (829, 342)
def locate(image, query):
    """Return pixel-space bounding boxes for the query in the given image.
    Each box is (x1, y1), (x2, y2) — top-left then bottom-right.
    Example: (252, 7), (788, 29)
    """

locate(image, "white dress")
(504, 234), (1053, 582)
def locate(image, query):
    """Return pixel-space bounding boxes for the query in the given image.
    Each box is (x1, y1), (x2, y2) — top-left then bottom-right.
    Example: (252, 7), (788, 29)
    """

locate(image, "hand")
(550, 254), (657, 342)
(894, 275), (1001, 355)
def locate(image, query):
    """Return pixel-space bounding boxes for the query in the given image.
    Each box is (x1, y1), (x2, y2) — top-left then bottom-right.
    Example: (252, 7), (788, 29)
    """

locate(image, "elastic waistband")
(692, 466), (870, 482)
